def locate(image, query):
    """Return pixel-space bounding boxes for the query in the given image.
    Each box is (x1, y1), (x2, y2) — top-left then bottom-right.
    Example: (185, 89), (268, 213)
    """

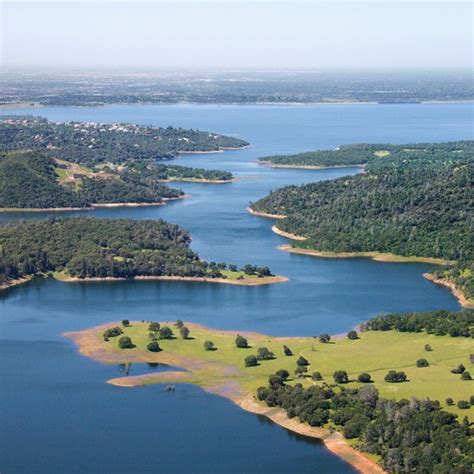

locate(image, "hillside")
(0, 115), (249, 166)
(252, 141), (474, 299)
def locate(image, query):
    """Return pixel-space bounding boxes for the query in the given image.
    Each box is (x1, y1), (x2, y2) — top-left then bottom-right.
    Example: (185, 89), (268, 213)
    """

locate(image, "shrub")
(147, 341), (161, 352)
(175, 319), (184, 328)
(347, 330), (358, 340)
(148, 322), (161, 332)
(424, 344), (432, 351)
(268, 375), (285, 386)
(446, 398), (454, 406)
(203, 340), (215, 351)
(283, 345), (293, 356)
(457, 400), (471, 409)
(358, 373), (372, 383)
(319, 333), (331, 343)
(122, 319), (130, 327)
(276, 369), (290, 380)
(333, 370), (349, 384)
(461, 371), (472, 381)
(103, 326), (123, 338)
(159, 326), (174, 339)
(179, 326), (190, 339)
(118, 336), (134, 349)
(451, 364), (465, 374)
(295, 366), (308, 376)
(244, 355), (258, 367)
(416, 358), (429, 367)
(235, 335), (248, 348)
(312, 371), (323, 381)
(384, 370), (407, 383)
(256, 347), (275, 360)
(296, 356), (309, 366)
(470, 395), (474, 405)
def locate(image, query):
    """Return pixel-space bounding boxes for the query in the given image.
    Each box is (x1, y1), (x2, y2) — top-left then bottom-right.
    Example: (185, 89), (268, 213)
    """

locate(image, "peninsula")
(66, 309), (473, 473)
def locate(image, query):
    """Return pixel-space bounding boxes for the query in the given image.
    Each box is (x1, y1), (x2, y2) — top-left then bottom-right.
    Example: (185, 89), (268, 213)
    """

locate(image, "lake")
(0, 102), (471, 473)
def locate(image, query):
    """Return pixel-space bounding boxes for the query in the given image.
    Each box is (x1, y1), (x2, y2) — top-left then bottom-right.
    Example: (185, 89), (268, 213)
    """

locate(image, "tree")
(312, 371), (323, 381)
(268, 375), (285, 387)
(235, 334), (248, 348)
(118, 336), (134, 349)
(296, 356), (309, 366)
(244, 355), (258, 367)
(122, 319), (130, 327)
(347, 330), (358, 340)
(228, 264), (238, 272)
(416, 358), (429, 367)
(295, 366), (308, 376)
(179, 326), (190, 339)
(159, 326), (174, 339)
(147, 341), (161, 352)
(358, 373), (372, 383)
(256, 347), (275, 360)
(319, 333), (331, 343)
(148, 322), (161, 332)
(204, 340), (215, 351)
(283, 345), (293, 356)
(451, 364), (465, 374)
(457, 400), (470, 409)
(276, 369), (290, 380)
(333, 370), (349, 384)
(175, 319), (184, 328)
(242, 264), (256, 275)
(445, 398), (454, 406)
(256, 266), (271, 277)
(103, 326), (123, 338)
(424, 344), (432, 351)
(460, 371), (472, 380)
(384, 370), (407, 383)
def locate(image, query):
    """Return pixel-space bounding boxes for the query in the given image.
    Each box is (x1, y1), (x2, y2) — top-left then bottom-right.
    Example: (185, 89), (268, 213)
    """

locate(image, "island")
(250, 141), (474, 307)
(0, 218), (287, 290)
(66, 309), (473, 474)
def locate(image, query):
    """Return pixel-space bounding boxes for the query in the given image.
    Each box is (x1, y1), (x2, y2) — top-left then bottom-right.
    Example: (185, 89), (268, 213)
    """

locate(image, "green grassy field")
(98, 322), (473, 417)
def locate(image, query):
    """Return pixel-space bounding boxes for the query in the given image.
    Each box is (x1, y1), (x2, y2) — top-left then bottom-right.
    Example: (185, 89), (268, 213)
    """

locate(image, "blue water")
(0, 102), (471, 473)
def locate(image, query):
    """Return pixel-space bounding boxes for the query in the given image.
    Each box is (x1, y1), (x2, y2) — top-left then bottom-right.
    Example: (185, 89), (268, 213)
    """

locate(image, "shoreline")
(163, 177), (234, 184)
(272, 225), (307, 241)
(246, 207), (286, 219)
(65, 321), (385, 474)
(423, 273), (473, 309)
(277, 244), (454, 265)
(0, 195), (188, 213)
(57, 274), (288, 286)
(259, 161), (366, 170)
(0, 275), (33, 291)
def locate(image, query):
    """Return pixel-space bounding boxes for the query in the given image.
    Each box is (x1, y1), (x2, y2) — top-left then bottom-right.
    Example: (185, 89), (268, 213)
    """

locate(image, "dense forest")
(0, 151), (183, 209)
(257, 377), (473, 473)
(0, 116), (248, 166)
(0, 218), (272, 285)
(362, 310), (474, 338)
(252, 141), (473, 298)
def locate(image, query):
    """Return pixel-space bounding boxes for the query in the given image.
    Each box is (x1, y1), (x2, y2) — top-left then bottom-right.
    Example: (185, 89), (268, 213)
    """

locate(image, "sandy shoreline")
(59, 274), (288, 286)
(259, 161), (366, 170)
(0, 276), (33, 291)
(246, 207), (286, 219)
(423, 273), (473, 309)
(65, 321), (385, 474)
(272, 225), (307, 241)
(278, 244), (453, 265)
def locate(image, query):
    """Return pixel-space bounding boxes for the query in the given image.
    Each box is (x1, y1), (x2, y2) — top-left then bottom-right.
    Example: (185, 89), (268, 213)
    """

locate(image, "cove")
(0, 102), (471, 473)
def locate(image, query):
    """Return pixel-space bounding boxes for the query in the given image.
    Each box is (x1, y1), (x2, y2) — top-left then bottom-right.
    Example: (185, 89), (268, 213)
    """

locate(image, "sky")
(1, 1), (472, 70)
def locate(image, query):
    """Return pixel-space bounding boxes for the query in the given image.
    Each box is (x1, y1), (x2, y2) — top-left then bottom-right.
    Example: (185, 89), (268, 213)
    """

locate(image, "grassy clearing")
(88, 322), (473, 417)
(373, 150), (391, 157)
(220, 270), (260, 280)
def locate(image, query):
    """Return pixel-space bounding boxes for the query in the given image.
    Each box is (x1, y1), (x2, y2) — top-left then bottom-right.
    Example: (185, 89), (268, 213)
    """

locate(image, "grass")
(92, 322), (473, 417)
(220, 270), (260, 280)
(373, 150), (391, 157)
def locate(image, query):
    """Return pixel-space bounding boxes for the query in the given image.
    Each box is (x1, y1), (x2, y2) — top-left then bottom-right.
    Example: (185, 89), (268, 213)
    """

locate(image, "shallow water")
(0, 102), (471, 472)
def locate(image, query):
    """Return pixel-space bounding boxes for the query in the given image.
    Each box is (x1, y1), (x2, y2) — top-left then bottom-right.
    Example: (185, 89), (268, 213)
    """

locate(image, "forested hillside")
(0, 151), (183, 209)
(252, 141), (474, 298)
(0, 116), (248, 166)
(0, 218), (211, 282)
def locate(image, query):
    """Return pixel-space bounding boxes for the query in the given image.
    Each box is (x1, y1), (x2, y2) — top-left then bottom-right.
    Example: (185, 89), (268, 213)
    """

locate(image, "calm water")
(1, 102), (472, 473)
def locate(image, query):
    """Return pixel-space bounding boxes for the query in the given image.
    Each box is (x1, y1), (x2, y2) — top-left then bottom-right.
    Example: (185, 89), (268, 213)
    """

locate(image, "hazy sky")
(1, 1), (472, 69)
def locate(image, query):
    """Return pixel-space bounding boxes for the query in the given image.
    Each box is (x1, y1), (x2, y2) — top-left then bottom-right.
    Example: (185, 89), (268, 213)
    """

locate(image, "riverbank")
(246, 207), (286, 219)
(272, 226), (307, 241)
(278, 244), (453, 265)
(0, 275), (33, 291)
(423, 273), (473, 309)
(259, 161), (366, 170)
(57, 273), (288, 286)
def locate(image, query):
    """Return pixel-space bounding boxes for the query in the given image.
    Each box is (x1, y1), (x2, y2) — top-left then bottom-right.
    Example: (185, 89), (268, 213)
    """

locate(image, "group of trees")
(363, 309), (474, 338)
(257, 373), (473, 472)
(0, 116), (249, 166)
(252, 141), (473, 298)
